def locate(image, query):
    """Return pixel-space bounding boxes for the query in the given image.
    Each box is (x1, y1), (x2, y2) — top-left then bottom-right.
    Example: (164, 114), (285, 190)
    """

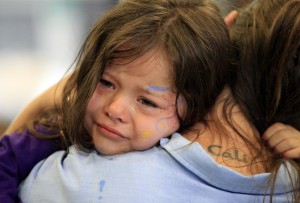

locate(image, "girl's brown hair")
(54, 0), (233, 151)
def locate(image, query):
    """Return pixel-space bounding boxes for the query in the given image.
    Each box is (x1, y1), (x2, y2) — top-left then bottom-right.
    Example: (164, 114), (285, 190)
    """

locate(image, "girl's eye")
(138, 98), (159, 108)
(99, 79), (114, 89)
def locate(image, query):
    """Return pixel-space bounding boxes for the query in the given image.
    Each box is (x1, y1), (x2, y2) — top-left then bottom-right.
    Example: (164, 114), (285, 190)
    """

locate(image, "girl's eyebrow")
(146, 86), (170, 92)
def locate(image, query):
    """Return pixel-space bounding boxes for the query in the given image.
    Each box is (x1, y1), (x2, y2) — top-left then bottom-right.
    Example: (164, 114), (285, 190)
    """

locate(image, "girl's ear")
(224, 10), (239, 29)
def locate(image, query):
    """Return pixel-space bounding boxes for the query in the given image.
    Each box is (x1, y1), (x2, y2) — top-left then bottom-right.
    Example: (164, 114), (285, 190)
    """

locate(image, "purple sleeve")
(0, 130), (60, 203)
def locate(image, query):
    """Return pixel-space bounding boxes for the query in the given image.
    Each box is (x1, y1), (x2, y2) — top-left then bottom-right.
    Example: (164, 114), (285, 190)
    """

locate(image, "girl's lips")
(96, 123), (128, 140)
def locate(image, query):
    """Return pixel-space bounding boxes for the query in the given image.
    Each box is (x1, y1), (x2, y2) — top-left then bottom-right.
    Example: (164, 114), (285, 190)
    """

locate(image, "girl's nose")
(104, 94), (129, 123)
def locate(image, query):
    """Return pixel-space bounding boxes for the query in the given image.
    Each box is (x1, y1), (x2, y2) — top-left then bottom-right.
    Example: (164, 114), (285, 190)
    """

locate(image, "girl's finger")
(282, 147), (300, 159)
(263, 123), (293, 141)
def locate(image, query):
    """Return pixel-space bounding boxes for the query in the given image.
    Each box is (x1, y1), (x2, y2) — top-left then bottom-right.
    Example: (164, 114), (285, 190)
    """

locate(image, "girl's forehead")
(107, 48), (172, 76)
(104, 49), (175, 92)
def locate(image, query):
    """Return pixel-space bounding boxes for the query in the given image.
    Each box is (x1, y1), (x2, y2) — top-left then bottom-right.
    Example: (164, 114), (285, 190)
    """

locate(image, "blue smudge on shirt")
(99, 180), (106, 192)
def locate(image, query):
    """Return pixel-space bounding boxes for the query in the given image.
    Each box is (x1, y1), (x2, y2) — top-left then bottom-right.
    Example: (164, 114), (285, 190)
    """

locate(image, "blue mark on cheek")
(147, 86), (169, 92)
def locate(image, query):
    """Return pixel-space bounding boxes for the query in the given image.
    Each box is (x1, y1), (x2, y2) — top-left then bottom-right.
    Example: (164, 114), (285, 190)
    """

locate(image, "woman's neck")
(184, 88), (273, 176)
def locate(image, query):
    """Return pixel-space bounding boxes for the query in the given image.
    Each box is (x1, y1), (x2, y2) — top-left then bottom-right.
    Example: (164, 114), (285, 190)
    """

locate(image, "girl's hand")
(263, 123), (300, 158)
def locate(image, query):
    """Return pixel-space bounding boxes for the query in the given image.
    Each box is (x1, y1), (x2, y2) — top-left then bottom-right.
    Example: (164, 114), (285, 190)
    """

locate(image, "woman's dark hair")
(230, 0), (300, 201)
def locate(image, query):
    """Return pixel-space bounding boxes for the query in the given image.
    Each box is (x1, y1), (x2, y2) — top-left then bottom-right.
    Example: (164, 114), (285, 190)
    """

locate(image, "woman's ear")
(224, 10), (239, 29)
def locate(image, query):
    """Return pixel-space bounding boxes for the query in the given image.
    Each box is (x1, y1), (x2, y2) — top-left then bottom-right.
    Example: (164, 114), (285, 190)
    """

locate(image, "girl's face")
(84, 49), (186, 155)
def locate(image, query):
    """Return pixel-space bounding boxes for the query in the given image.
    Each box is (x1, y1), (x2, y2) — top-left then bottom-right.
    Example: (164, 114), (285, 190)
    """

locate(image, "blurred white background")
(0, 0), (118, 126)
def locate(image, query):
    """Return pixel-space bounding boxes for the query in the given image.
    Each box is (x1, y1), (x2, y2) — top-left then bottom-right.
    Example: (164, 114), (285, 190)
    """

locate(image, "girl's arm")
(3, 75), (70, 135)
(1, 75), (69, 202)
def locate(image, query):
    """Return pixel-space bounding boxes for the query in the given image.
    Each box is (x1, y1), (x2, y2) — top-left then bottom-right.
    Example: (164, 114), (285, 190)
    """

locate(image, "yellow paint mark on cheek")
(141, 130), (152, 138)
